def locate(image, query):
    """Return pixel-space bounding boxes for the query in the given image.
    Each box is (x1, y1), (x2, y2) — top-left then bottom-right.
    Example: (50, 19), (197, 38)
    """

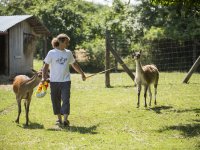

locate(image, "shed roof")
(0, 15), (50, 35)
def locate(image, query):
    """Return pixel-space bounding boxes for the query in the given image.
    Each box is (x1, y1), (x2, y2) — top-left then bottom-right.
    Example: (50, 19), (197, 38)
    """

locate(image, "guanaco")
(132, 51), (159, 107)
(13, 69), (42, 125)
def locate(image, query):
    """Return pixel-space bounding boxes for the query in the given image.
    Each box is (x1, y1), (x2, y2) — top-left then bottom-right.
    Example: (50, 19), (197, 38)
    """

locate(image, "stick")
(86, 67), (115, 79)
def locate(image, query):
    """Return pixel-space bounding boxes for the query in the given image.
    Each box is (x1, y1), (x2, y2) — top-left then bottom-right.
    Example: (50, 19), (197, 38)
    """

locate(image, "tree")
(151, 0), (200, 8)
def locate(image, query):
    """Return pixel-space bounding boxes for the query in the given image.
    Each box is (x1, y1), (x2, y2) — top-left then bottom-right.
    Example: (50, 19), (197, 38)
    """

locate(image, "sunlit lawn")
(0, 60), (199, 149)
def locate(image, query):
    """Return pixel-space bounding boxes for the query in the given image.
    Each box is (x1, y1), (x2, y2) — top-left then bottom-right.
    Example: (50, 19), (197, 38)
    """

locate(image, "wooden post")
(106, 33), (135, 82)
(183, 55), (200, 83)
(114, 35), (118, 72)
(43, 35), (47, 59)
(105, 30), (111, 87)
(110, 45), (135, 81)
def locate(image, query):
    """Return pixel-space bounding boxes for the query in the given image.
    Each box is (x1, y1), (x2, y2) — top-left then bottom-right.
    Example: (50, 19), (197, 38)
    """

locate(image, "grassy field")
(0, 60), (200, 150)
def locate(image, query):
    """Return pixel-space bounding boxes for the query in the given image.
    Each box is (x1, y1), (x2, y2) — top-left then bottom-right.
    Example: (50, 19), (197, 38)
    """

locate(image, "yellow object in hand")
(36, 81), (49, 98)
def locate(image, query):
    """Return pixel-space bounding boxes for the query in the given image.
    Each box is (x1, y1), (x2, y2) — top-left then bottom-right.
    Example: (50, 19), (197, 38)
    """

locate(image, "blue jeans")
(50, 81), (71, 115)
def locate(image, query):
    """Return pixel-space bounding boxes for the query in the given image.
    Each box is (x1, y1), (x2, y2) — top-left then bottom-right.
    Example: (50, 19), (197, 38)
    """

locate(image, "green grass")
(33, 59), (44, 71)
(0, 60), (200, 149)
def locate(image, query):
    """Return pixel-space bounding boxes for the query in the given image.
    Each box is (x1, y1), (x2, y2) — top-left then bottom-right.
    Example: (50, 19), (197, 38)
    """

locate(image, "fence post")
(105, 30), (111, 87)
(114, 35), (118, 72)
(183, 55), (200, 83)
(43, 35), (47, 59)
(106, 32), (135, 82)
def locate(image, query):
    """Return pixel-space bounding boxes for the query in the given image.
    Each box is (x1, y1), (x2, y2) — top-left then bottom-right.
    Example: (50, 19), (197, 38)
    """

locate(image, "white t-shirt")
(44, 48), (75, 82)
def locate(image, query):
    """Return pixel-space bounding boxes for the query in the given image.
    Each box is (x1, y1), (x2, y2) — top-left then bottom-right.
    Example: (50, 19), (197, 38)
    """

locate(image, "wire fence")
(110, 38), (200, 72)
(145, 39), (200, 72)
(75, 35), (200, 73)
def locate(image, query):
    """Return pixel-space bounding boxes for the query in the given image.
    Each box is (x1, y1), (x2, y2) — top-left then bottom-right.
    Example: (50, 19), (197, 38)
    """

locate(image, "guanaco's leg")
(24, 100), (27, 111)
(15, 97), (22, 124)
(25, 93), (32, 126)
(148, 86), (152, 106)
(137, 84), (141, 108)
(25, 100), (30, 126)
(154, 84), (158, 105)
(144, 85), (148, 107)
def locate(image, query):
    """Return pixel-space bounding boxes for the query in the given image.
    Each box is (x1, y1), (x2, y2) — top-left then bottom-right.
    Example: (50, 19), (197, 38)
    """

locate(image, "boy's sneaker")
(55, 120), (62, 125)
(63, 120), (70, 127)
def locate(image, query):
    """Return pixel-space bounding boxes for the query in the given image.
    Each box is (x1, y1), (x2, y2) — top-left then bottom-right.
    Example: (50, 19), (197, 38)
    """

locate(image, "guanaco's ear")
(37, 71), (42, 77)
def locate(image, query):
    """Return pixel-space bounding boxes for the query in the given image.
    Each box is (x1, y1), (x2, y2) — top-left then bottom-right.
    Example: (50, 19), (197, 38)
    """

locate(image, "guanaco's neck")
(135, 59), (144, 75)
(23, 74), (41, 89)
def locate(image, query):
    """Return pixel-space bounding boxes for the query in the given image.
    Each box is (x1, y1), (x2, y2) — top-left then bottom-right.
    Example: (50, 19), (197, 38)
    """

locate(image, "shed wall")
(9, 21), (36, 76)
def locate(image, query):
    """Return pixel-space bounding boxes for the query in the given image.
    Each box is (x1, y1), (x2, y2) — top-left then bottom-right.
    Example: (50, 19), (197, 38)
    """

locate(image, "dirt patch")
(0, 84), (12, 91)
(0, 103), (15, 115)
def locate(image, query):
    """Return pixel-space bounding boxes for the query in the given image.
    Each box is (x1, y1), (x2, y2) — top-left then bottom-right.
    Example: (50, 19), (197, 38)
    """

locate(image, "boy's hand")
(41, 78), (46, 84)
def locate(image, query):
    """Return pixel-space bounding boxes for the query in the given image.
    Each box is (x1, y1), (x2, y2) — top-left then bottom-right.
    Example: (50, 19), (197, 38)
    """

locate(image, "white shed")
(0, 15), (50, 76)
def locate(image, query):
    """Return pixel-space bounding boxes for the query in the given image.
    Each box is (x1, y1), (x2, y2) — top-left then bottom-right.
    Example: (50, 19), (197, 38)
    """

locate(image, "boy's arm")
(42, 63), (49, 82)
(71, 62), (86, 81)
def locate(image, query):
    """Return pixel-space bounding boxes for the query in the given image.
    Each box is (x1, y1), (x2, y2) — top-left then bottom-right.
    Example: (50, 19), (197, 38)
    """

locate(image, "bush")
(77, 39), (106, 72)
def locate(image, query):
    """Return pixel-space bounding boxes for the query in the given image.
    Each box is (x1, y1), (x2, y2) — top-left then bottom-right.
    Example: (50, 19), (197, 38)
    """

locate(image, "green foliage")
(1, 0), (200, 71)
(0, 71), (200, 149)
(0, 0), (107, 52)
(79, 38), (106, 71)
(138, 0), (200, 40)
(151, 0), (200, 8)
(143, 26), (166, 40)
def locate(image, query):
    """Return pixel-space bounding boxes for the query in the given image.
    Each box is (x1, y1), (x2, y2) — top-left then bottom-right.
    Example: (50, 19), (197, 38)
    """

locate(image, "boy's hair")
(57, 33), (70, 41)
(51, 33), (70, 48)
(51, 38), (59, 48)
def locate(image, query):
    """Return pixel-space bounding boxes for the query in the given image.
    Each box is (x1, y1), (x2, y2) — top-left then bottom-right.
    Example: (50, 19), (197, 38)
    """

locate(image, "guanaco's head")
(31, 69), (42, 78)
(132, 50), (142, 60)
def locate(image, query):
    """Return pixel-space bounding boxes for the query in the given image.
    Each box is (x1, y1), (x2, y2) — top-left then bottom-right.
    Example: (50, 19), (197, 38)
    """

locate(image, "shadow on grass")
(158, 123), (200, 137)
(185, 82), (200, 85)
(193, 119), (200, 122)
(109, 85), (135, 89)
(47, 124), (98, 134)
(67, 125), (98, 134)
(17, 122), (44, 129)
(149, 105), (173, 114)
(170, 108), (200, 113)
